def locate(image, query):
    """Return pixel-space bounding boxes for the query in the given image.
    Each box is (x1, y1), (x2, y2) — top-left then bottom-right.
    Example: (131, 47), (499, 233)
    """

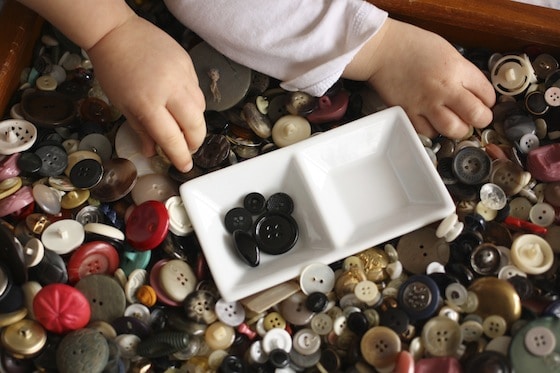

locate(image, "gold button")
(61, 189), (90, 210)
(468, 277), (521, 325)
(25, 213), (50, 235)
(1, 319), (47, 358)
(0, 307), (28, 328)
(356, 247), (389, 282)
(0, 177), (22, 200)
(334, 268), (367, 299)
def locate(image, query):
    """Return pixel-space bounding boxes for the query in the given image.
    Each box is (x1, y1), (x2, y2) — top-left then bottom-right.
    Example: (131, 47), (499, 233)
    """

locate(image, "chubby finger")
(425, 104), (471, 140)
(167, 94), (207, 154)
(126, 117), (157, 158)
(409, 113), (438, 139)
(446, 89), (493, 130)
(463, 64), (497, 109)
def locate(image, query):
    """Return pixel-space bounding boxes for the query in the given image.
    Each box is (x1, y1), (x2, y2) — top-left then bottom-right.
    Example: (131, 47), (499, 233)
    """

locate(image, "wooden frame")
(1, 0), (560, 115)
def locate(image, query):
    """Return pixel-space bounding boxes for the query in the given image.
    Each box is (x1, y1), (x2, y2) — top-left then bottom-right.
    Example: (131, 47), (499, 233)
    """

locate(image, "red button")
(67, 241), (120, 283)
(126, 200), (169, 251)
(306, 90), (349, 124)
(33, 283), (91, 333)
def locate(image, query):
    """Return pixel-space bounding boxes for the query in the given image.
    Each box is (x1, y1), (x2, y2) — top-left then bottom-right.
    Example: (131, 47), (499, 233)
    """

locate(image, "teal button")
(510, 317), (560, 372)
(120, 246), (151, 277)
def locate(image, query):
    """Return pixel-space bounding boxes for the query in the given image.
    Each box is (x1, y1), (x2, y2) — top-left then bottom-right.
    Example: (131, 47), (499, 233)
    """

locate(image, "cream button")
(528, 202), (555, 227)
(0, 119), (37, 155)
(249, 341), (268, 364)
(36, 75), (58, 91)
(421, 316), (462, 357)
(332, 315), (348, 336)
(435, 213), (464, 242)
(510, 234), (554, 275)
(158, 259), (196, 303)
(498, 264), (526, 280)
(482, 315), (507, 339)
(84, 222), (125, 242)
(461, 319), (484, 342)
(360, 326), (401, 370)
(32, 184), (62, 215)
(491, 54), (537, 96)
(22, 237), (44, 267)
(261, 328), (292, 354)
(310, 313), (333, 336)
(115, 334), (141, 359)
(41, 219), (84, 255)
(342, 256), (364, 271)
(475, 201), (497, 221)
(272, 115), (311, 148)
(445, 282), (468, 307)
(205, 321), (235, 351)
(263, 311), (286, 331)
(292, 328), (321, 355)
(354, 280), (380, 305)
(299, 263), (335, 295)
(131, 173), (178, 205)
(509, 197), (532, 220)
(165, 196), (193, 236)
(0, 177), (22, 200)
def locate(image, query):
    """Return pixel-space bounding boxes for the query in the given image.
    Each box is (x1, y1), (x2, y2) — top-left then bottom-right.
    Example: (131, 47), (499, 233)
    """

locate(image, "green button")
(510, 317), (560, 372)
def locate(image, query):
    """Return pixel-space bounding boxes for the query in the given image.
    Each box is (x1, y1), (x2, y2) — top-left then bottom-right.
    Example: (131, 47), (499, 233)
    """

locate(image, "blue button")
(398, 274), (441, 321)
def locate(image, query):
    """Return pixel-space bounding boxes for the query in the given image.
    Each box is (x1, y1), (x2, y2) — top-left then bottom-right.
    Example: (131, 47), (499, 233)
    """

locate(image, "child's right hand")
(86, 15), (207, 172)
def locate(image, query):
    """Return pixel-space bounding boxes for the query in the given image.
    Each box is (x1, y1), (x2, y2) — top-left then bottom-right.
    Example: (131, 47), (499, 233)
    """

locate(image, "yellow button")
(334, 268), (367, 299)
(1, 319), (47, 358)
(0, 308), (28, 328)
(0, 177), (22, 200)
(61, 190), (90, 209)
(204, 321), (235, 350)
(468, 277), (521, 325)
(136, 285), (157, 307)
(263, 311), (286, 331)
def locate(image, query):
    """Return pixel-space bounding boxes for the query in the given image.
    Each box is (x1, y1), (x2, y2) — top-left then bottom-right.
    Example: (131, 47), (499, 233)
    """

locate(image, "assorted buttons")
(3, 10), (560, 373)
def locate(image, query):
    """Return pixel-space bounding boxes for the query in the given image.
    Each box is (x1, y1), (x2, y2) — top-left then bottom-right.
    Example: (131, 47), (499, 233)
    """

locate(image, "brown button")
(90, 158), (138, 203)
(397, 227), (450, 275)
(0, 319), (47, 358)
(192, 134), (231, 169)
(190, 42), (252, 112)
(79, 97), (113, 125)
(360, 326), (401, 369)
(489, 159), (531, 196)
(20, 90), (76, 128)
(468, 277), (521, 326)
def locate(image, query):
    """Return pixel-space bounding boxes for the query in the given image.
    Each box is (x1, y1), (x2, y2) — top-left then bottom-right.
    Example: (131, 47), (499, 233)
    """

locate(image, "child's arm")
(343, 18), (496, 139)
(18, 0), (206, 172)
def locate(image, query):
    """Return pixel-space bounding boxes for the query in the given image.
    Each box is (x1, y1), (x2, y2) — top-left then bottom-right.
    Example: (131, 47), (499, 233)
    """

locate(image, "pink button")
(306, 90), (350, 124)
(415, 357), (462, 373)
(0, 186), (33, 217)
(0, 153), (21, 182)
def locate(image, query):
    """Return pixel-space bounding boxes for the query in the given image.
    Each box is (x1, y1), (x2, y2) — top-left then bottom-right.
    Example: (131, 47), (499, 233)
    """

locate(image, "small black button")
(243, 192), (266, 214)
(305, 292), (328, 313)
(379, 308), (409, 334)
(347, 311), (369, 336)
(266, 192), (294, 214)
(16, 152), (43, 175)
(224, 207), (253, 234)
(35, 144), (68, 177)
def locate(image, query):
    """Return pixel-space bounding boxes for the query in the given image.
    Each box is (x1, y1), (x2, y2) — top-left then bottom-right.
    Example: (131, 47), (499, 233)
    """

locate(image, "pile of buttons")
(3, 2), (560, 372)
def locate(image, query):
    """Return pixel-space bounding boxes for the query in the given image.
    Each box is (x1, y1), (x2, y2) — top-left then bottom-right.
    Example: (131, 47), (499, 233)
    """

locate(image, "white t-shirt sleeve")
(163, 0), (388, 96)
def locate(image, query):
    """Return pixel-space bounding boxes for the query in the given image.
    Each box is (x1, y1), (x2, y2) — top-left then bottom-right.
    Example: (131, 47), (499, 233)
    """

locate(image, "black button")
(346, 311), (369, 336)
(268, 349), (290, 369)
(224, 207), (253, 234)
(254, 212), (298, 255)
(219, 355), (246, 373)
(192, 134), (230, 169)
(16, 152), (43, 176)
(266, 192), (294, 214)
(20, 90), (76, 128)
(379, 308), (409, 334)
(305, 292), (328, 313)
(0, 225), (27, 285)
(233, 229), (260, 267)
(463, 213), (486, 233)
(35, 144), (68, 177)
(111, 316), (150, 338)
(28, 248), (68, 285)
(69, 158), (103, 189)
(452, 147), (491, 185)
(243, 192), (266, 214)
(470, 243), (501, 276)
(464, 350), (511, 373)
(507, 275), (534, 301)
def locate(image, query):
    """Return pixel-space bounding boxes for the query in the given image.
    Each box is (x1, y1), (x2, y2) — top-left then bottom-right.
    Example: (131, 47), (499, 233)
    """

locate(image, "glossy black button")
(16, 152), (42, 176)
(21, 90), (76, 128)
(266, 192), (294, 214)
(379, 308), (409, 334)
(34, 144), (68, 177)
(28, 248), (68, 285)
(464, 350), (511, 373)
(268, 349), (290, 369)
(452, 147), (491, 185)
(69, 158), (103, 189)
(219, 355), (246, 373)
(254, 212), (298, 255)
(233, 229), (260, 267)
(445, 262), (475, 287)
(224, 207), (253, 233)
(507, 275), (534, 301)
(192, 134), (230, 169)
(470, 243), (502, 276)
(463, 213), (486, 233)
(111, 316), (150, 338)
(0, 225), (27, 285)
(347, 311), (370, 336)
(319, 348), (341, 372)
(243, 192), (266, 214)
(305, 292), (328, 313)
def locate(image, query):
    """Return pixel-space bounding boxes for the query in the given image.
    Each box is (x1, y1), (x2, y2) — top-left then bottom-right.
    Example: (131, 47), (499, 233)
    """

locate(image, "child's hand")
(344, 19), (496, 139)
(87, 15), (206, 172)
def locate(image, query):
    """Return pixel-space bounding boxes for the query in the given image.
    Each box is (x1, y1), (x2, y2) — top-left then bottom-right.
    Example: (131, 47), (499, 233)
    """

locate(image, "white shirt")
(163, 0), (388, 96)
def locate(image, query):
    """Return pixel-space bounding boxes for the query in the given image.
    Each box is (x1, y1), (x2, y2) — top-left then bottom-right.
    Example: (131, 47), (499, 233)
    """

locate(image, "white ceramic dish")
(180, 106), (455, 301)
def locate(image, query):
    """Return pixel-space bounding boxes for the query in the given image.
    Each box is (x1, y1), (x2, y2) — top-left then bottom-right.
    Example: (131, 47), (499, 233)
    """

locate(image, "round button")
(266, 192), (294, 214)
(65, 150), (101, 177)
(90, 158), (137, 203)
(130, 173), (178, 205)
(263, 311), (286, 331)
(452, 147), (491, 185)
(261, 328), (292, 354)
(69, 158), (103, 189)
(74, 274), (126, 323)
(491, 54), (536, 96)
(20, 90), (76, 128)
(32, 183), (61, 215)
(360, 326), (401, 370)
(445, 282), (468, 307)
(299, 263), (335, 295)
(34, 144), (68, 177)
(461, 319), (484, 342)
(533, 53), (559, 79)
(468, 277), (521, 325)
(397, 227), (450, 275)
(421, 316), (462, 357)
(66, 241), (119, 283)
(354, 280), (380, 305)
(398, 275), (441, 321)
(215, 299), (245, 327)
(192, 134), (231, 169)
(243, 192), (266, 214)
(41, 219), (84, 255)
(60, 190), (90, 210)
(510, 318), (560, 372)
(518, 133), (540, 153)
(292, 328), (321, 356)
(510, 234), (554, 275)
(0, 177), (22, 200)
(278, 291), (314, 326)
(158, 259), (196, 303)
(56, 328), (109, 373)
(126, 200), (169, 251)
(529, 202), (555, 227)
(509, 197), (532, 220)
(1, 319), (46, 358)
(524, 326), (556, 356)
(0, 119), (37, 155)
(33, 283), (90, 333)
(545, 86), (560, 107)
(254, 212), (298, 255)
(165, 196), (193, 236)
(490, 160), (531, 196)
(184, 290), (218, 325)
(205, 321), (236, 351)
(224, 207), (253, 233)
(310, 313), (333, 336)
(470, 243), (502, 276)
(482, 315), (507, 339)
(435, 213), (464, 243)
(479, 183), (507, 210)
(272, 115), (311, 147)
(78, 133), (112, 161)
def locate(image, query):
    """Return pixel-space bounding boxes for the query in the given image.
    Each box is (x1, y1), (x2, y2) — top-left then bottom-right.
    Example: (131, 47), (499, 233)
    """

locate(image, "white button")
(158, 259), (196, 302)
(498, 264), (526, 280)
(255, 317), (267, 338)
(114, 121), (158, 176)
(445, 283), (468, 307)
(426, 261), (446, 274)
(41, 219), (84, 255)
(480, 183), (507, 210)
(0, 119), (37, 155)
(299, 263), (335, 295)
(518, 133), (540, 153)
(385, 261), (403, 280)
(78, 133), (112, 162)
(310, 313), (333, 336)
(529, 202), (555, 227)
(22, 237), (44, 268)
(435, 213), (464, 242)
(332, 315), (348, 336)
(460, 291), (479, 313)
(131, 173), (178, 205)
(482, 315), (507, 339)
(475, 201), (498, 221)
(248, 341), (268, 364)
(32, 184), (62, 216)
(36, 75), (58, 91)
(261, 328), (292, 353)
(215, 299), (246, 327)
(83, 222), (125, 241)
(421, 316), (462, 357)
(461, 319), (484, 342)
(115, 334), (141, 359)
(510, 234), (554, 275)
(509, 197), (532, 220)
(164, 196), (193, 236)
(124, 304), (151, 324)
(545, 86), (560, 107)
(125, 269), (148, 304)
(292, 328), (321, 355)
(524, 326), (556, 356)
(354, 280), (380, 305)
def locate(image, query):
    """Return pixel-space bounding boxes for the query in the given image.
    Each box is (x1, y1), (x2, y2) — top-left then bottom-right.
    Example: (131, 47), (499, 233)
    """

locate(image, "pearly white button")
(165, 196), (193, 236)
(41, 219), (84, 255)
(261, 328), (292, 354)
(299, 263), (335, 295)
